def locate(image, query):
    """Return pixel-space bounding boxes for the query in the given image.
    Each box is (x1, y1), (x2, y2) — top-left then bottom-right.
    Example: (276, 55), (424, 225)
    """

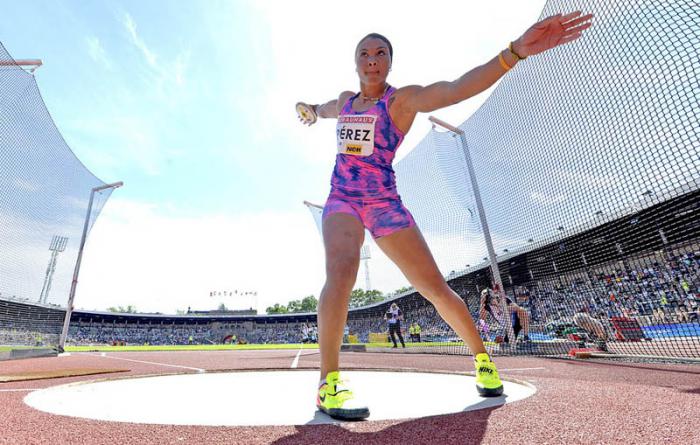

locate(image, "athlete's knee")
(326, 251), (360, 274)
(420, 283), (460, 306)
(323, 257), (359, 294)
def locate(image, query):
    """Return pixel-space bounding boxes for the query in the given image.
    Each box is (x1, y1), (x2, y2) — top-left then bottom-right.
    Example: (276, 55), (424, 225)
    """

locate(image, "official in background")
(409, 322), (422, 342)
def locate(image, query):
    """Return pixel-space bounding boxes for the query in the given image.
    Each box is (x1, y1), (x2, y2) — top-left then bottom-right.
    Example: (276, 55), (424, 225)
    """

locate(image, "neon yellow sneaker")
(316, 371), (369, 420)
(474, 353), (504, 397)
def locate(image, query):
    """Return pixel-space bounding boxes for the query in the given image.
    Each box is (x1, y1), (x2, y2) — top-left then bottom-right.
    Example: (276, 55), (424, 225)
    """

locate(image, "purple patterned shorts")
(322, 189), (416, 239)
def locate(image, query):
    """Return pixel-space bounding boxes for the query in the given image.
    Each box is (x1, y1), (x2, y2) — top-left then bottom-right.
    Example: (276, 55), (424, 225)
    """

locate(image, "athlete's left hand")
(513, 11), (593, 58)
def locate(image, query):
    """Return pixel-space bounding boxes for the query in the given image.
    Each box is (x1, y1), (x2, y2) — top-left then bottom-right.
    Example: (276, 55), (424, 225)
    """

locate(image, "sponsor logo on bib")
(337, 115), (376, 156)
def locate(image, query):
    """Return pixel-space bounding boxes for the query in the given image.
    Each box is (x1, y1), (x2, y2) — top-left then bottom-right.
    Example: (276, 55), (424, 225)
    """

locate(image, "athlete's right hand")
(296, 102), (318, 126)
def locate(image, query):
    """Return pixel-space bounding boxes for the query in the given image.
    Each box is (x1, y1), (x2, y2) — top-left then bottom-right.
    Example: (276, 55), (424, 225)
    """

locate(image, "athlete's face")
(355, 38), (391, 85)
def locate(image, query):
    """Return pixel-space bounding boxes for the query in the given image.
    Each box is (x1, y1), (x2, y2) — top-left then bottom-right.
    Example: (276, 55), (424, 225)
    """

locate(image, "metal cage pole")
(428, 116), (514, 343)
(428, 116), (506, 295)
(58, 181), (123, 351)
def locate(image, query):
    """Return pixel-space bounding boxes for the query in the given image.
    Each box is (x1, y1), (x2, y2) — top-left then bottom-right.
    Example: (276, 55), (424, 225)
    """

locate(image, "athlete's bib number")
(336, 115), (376, 156)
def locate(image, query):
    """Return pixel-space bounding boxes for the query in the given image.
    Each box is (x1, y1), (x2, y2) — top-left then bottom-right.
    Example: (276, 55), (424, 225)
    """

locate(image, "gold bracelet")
(498, 52), (512, 71)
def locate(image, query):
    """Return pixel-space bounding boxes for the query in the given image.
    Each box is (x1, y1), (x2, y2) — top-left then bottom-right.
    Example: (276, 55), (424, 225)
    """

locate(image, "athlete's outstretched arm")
(397, 11), (593, 114)
(297, 91), (355, 125)
(317, 91), (355, 118)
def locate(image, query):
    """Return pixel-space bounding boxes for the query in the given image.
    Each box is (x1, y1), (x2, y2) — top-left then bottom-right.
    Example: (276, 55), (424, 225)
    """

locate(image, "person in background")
(384, 302), (406, 348)
(301, 323), (311, 343)
(479, 288), (531, 344)
(573, 306), (609, 351)
(410, 321), (422, 342)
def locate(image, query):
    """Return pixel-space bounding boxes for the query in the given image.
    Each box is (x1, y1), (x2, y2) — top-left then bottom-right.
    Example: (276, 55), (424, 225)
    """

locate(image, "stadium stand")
(59, 232), (698, 358)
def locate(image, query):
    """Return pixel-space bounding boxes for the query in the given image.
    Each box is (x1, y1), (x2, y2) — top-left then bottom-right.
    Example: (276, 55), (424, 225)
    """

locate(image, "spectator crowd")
(57, 248), (699, 347)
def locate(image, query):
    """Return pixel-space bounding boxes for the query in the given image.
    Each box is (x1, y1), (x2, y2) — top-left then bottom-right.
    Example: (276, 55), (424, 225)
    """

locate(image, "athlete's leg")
(517, 307), (530, 338)
(396, 322), (406, 347)
(375, 226), (486, 355)
(319, 212), (364, 380)
(388, 324), (398, 347)
(512, 314), (522, 341)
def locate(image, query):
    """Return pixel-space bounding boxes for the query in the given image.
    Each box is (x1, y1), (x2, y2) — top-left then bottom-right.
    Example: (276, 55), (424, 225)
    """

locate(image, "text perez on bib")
(336, 115), (377, 156)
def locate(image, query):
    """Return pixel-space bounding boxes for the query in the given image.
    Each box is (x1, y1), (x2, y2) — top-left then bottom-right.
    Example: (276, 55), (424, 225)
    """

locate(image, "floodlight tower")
(38, 235), (69, 304)
(360, 245), (372, 291)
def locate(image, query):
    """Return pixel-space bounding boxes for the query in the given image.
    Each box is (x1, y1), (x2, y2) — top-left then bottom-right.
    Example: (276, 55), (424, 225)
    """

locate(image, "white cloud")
(531, 191), (566, 206)
(120, 12), (192, 108)
(11, 178), (41, 192)
(79, 196), (506, 312)
(78, 198), (398, 313)
(86, 36), (112, 70)
(558, 169), (623, 190)
(123, 13), (158, 68)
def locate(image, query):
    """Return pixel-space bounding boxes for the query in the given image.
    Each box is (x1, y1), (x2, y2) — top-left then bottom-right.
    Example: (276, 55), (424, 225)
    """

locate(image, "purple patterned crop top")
(330, 86), (405, 198)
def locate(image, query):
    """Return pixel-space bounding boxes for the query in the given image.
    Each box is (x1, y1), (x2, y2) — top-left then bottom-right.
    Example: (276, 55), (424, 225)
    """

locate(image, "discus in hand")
(296, 102), (317, 125)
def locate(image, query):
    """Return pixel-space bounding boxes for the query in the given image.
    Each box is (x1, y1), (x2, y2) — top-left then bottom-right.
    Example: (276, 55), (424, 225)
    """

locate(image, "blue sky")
(1, 1), (551, 313)
(3, 1), (298, 215)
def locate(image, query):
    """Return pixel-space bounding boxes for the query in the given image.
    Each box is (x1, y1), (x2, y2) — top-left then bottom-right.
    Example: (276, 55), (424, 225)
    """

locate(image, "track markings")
(291, 349), (302, 368)
(0, 388), (36, 392)
(89, 353), (206, 373)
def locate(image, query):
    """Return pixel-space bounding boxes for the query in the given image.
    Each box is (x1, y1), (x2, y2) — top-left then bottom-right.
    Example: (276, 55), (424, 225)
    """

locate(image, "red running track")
(0, 350), (698, 445)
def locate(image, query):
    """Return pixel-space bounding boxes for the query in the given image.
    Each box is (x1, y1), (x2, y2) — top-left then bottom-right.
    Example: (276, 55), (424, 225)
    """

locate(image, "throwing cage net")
(345, 0), (699, 360)
(0, 42), (113, 359)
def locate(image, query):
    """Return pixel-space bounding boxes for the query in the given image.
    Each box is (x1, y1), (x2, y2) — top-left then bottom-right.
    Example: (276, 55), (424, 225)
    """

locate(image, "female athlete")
(297, 11), (593, 420)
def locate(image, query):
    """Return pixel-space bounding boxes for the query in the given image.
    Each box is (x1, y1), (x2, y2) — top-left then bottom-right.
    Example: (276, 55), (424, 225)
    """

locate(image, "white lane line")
(499, 367), (546, 372)
(290, 349), (303, 369)
(0, 389), (37, 392)
(90, 353), (206, 373)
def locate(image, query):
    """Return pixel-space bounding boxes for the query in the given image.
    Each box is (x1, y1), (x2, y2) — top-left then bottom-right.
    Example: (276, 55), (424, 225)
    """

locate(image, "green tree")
(107, 305), (138, 313)
(349, 289), (385, 308)
(300, 295), (318, 312)
(266, 295), (319, 314)
(266, 303), (288, 314)
(217, 303), (228, 312)
(392, 286), (413, 296)
(286, 299), (302, 313)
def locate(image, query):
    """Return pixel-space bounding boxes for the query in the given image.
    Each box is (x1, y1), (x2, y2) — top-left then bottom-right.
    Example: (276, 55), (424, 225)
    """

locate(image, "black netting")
(348, 0), (700, 359)
(0, 42), (113, 358)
